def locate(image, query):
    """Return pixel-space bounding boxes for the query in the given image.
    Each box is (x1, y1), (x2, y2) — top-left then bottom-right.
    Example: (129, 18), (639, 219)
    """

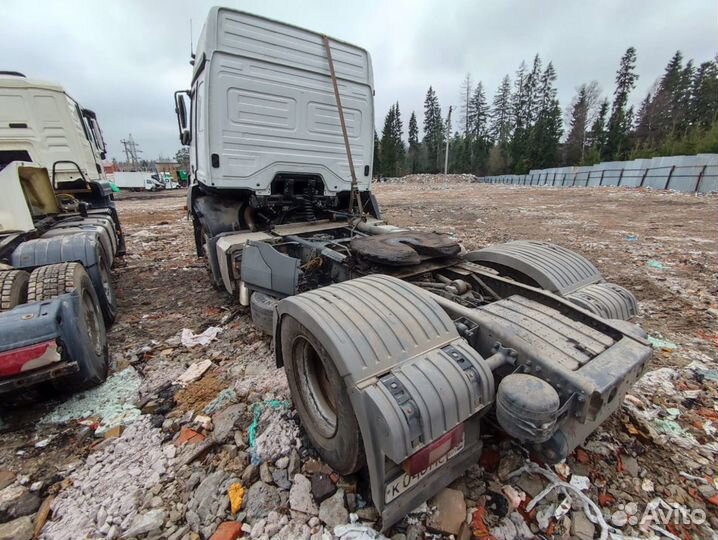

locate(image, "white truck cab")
(0, 71), (108, 186)
(175, 8), (378, 248)
(0, 71), (124, 255)
(177, 7), (374, 195)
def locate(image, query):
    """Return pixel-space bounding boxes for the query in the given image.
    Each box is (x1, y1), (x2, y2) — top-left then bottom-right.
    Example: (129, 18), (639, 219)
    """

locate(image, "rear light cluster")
(403, 423), (464, 476)
(0, 340), (60, 377)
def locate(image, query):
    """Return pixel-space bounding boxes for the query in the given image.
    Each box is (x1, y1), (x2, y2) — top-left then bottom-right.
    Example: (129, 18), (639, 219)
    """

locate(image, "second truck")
(0, 72), (123, 394)
(176, 8), (652, 529)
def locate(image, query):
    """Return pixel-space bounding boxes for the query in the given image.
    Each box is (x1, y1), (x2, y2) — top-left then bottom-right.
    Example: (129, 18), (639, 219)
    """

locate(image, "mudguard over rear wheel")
(280, 315), (365, 475)
(28, 263), (108, 391)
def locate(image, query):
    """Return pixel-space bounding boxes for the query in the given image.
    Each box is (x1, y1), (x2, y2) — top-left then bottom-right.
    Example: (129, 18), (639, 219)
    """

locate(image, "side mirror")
(174, 90), (191, 144)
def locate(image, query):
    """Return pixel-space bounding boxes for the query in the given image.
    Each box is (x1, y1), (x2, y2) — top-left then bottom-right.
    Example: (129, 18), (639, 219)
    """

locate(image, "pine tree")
(603, 47), (638, 160)
(379, 105), (396, 177)
(586, 99), (609, 163)
(379, 103), (405, 177)
(529, 61), (562, 169)
(459, 74), (473, 134)
(372, 130), (381, 178)
(509, 61), (529, 171)
(467, 82), (491, 173)
(564, 86), (590, 165)
(525, 55), (543, 127)
(489, 75), (513, 173)
(674, 60), (696, 134)
(510, 55), (545, 172)
(392, 101), (405, 172)
(407, 111), (420, 173)
(690, 58), (718, 129)
(423, 86), (445, 172)
(633, 90), (657, 150)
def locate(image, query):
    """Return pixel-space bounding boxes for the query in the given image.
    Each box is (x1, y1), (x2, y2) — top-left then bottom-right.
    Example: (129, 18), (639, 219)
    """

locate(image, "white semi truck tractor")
(0, 73), (123, 394)
(177, 8), (651, 528)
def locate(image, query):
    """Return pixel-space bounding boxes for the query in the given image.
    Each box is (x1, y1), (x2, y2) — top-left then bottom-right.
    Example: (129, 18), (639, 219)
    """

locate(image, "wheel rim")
(293, 336), (337, 438)
(82, 290), (103, 357)
(99, 263), (113, 303)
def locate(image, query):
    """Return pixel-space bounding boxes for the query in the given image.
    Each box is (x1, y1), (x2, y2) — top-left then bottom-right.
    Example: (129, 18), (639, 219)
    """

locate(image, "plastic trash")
(228, 483), (245, 514)
(569, 474), (591, 491)
(334, 523), (389, 539)
(510, 462), (615, 540)
(647, 260), (664, 269)
(181, 326), (222, 347)
(646, 336), (678, 350)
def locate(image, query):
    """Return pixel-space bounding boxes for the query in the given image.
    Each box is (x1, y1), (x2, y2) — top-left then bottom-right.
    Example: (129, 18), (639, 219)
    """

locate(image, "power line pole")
(120, 134), (142, 170)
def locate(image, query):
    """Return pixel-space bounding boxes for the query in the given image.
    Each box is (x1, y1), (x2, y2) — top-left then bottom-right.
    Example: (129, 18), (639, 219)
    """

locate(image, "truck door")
(192, 79), (207, 186)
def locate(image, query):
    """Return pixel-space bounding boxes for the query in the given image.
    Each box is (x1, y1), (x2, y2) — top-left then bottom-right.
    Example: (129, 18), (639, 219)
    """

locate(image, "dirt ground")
(0, 179), (716, 539)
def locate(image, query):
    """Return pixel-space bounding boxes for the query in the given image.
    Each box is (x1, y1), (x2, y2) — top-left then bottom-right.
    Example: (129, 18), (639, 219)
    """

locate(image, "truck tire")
(0, 270), (29, 311)
(280, 315), (365, 475)
(95, 257), (118, 326)
(250, 292), (277, 335)
(28, 263), (108, 390)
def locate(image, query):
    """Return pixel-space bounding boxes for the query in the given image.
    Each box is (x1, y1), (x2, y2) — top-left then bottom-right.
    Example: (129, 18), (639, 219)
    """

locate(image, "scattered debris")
(228, 483), (244, 514)
(40, 367), (142, 435)
(646, 259), (665, 269)
(646, 336), (678, 351)
(176, 359), (214, 386)
(40, 418), (169, 539)
(425, 488), (466, 536)
(181, 327), (223, 347)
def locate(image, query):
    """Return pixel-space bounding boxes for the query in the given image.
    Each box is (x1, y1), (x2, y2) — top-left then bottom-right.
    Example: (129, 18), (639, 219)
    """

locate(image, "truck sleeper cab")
(175, 8), (378, 252)
(0, 72), (125, 255)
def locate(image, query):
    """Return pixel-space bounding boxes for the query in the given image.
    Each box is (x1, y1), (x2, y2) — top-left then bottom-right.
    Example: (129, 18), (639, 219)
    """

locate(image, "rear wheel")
(28, 263), (108, 390)
(95, 257), (118, 326)
(0, 270), (29, 311)
(281, 316), (365, 474)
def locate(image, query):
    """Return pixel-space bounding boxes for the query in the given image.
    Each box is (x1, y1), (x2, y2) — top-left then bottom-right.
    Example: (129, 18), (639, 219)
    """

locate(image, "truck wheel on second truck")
(280, 315), (365, 475)
(95, 257), (118, 325)
(0, 270), (30, 311)
(27, 263), (109, 390)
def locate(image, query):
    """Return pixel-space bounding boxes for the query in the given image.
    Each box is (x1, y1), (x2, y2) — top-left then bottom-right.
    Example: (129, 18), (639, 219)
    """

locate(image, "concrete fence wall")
(476, 154), (718, 193)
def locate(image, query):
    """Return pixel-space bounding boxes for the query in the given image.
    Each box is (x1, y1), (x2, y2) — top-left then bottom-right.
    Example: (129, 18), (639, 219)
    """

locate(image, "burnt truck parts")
(0, 75), (123, 394)
(176, 8), (652, 528)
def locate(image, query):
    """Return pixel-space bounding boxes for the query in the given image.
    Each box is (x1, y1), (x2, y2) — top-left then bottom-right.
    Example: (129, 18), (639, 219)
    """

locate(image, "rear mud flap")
(276, 275), (494, 529)
(0, 294), (94, 393)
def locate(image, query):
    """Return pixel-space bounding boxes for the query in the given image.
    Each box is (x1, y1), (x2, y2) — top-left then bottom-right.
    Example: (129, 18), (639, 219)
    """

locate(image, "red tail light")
(0, 340), (60, 377)
(403, 423), (465, 476)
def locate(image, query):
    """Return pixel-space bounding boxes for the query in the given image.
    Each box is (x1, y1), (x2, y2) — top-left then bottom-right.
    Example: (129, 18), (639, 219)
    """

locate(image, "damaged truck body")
(0, 73), (123, 394)
(177, 7), (652, 528)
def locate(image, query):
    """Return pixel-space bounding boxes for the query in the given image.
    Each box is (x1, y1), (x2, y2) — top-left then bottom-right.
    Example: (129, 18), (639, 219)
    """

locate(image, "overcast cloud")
(3, 0), (716, 161)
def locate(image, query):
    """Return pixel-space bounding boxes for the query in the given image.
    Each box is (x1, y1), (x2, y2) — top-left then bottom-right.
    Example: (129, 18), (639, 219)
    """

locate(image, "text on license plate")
(384, 435), (465, 503)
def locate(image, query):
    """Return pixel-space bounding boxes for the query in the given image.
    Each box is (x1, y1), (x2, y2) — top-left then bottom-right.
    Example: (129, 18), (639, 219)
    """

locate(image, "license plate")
(384, 435), (465, 503)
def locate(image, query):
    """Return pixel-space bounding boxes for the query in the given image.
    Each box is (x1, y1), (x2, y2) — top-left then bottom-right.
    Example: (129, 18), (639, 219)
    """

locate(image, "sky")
(3, 0), (716, 161)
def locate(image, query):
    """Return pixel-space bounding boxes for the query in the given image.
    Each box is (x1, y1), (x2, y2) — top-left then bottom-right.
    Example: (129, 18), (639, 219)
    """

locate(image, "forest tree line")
(373, 48), (718, 177)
